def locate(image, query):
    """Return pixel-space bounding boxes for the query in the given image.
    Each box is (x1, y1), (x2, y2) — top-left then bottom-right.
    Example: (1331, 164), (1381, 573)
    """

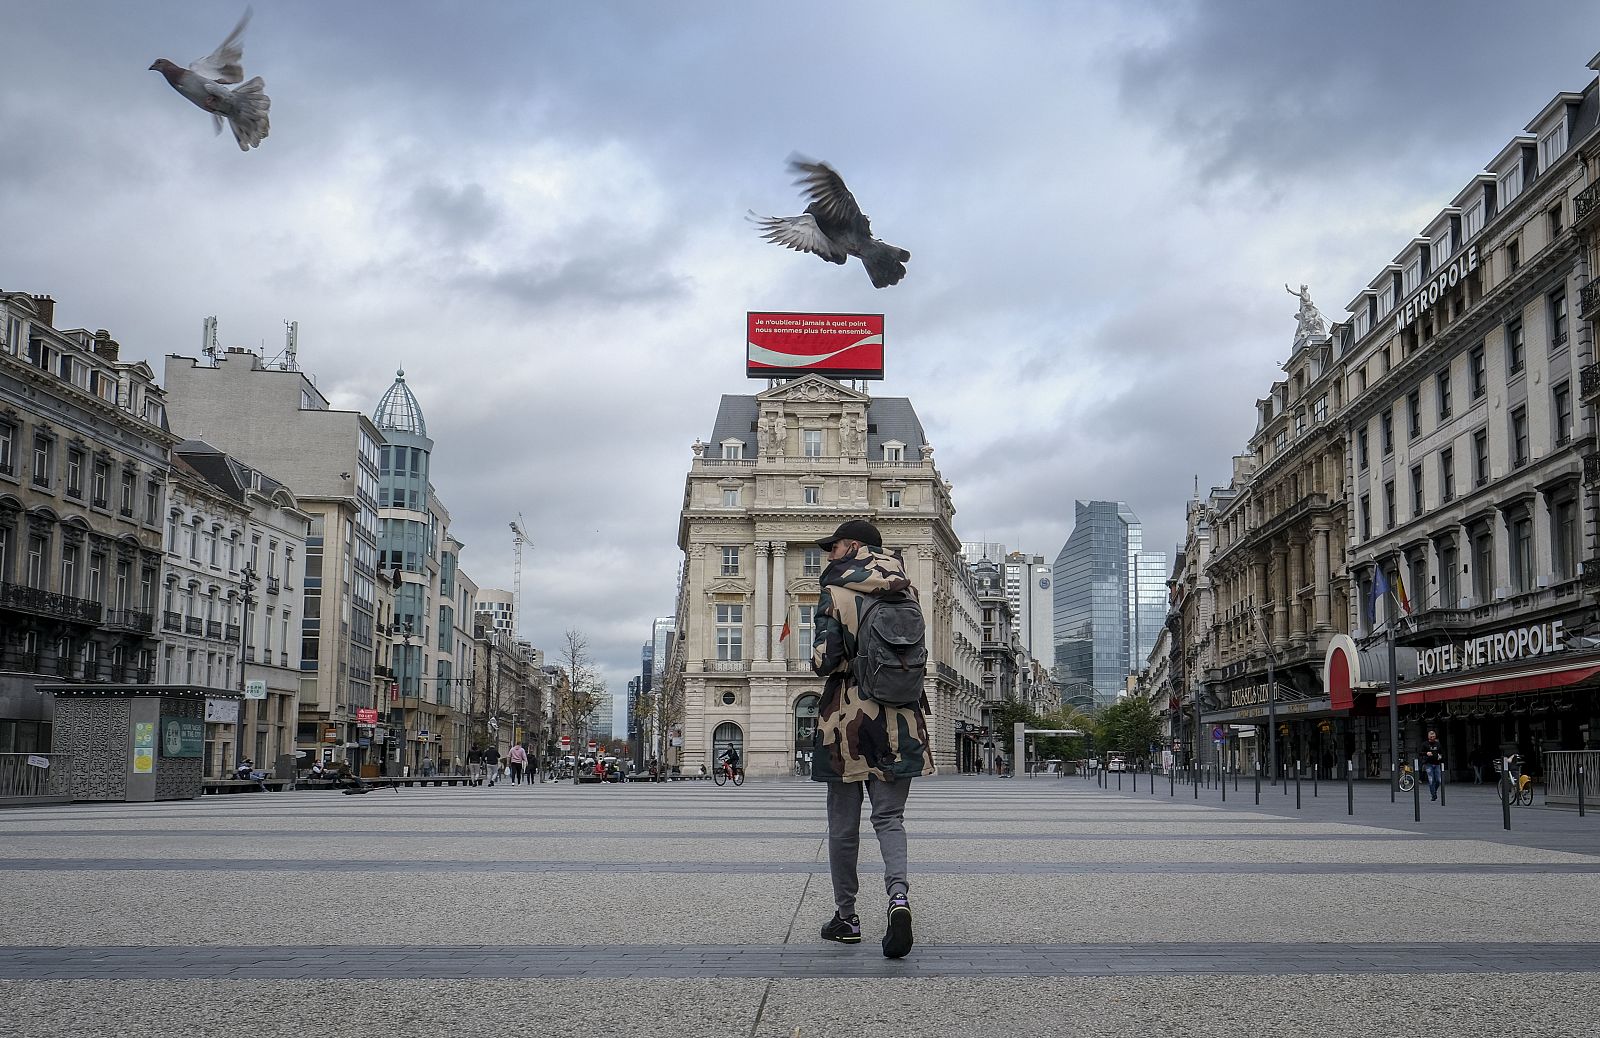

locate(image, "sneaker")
(882, 894), (913, 959)
(820, 912), (862, 944)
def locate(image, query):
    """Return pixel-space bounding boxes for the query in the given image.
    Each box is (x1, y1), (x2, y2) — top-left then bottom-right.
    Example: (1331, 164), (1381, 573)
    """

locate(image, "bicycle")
(1505, 769), (1535, 806)
(713, 760), (744, 787)
(1397, 760), (1416, 793)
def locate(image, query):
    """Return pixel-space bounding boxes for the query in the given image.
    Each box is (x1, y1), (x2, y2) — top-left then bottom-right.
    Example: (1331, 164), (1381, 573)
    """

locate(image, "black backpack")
(851, 592), (928, 705)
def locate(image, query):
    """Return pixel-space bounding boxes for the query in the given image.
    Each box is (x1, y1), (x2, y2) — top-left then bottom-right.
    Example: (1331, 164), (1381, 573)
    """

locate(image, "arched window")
(712, 721), (743, 762)
(794, 694), (819, 757)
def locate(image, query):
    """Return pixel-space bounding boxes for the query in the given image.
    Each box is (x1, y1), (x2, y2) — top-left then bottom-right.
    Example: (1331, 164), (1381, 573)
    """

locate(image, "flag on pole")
(1393, 568), (1413, 615)
(779, 618), (791, 642)
(1368, 566), (1391, 627)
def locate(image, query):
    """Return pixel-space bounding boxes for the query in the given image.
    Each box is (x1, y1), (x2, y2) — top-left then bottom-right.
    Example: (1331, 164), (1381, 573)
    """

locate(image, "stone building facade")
(675, 374), (971, 778)
(1204, 288), (1353, 774)
(0, 293), (176, 753)
(162, 349), (385, 766)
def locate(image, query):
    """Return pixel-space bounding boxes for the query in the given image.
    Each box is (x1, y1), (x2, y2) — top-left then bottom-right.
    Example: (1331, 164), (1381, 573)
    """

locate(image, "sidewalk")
(1, 776), (1596, 1037)
(1078, 767), (1600, 855)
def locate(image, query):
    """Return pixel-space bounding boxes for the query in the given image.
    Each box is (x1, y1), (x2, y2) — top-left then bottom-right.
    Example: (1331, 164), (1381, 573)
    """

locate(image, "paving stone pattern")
(2, 774), (1598, 1037)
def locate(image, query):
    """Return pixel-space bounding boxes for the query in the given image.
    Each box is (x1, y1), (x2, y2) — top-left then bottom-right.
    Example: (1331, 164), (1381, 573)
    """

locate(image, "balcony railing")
(225, 624), (240, 642)
(1575, 180), (1600, 224)
(184, 616), (202, 635)
(266, 576), (280, 594)
(1581, 280), (1600, 322)
(104, 609), (154, 634)
(1581, 363), (1600, 405)
(0, 581), (102, 624)
(1583, 560), (1600, 591)
(206, 620), (223, 639)
(163, 610), (182, 632)
(0, 460), (12, 477)
(1585, 453), (1600, 488)
(704, 659), (749, 672)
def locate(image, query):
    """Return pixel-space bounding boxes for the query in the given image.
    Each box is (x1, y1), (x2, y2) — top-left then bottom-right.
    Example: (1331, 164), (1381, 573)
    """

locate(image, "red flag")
(779, 619), (791, 642)
(1394, 569), (1413, 615)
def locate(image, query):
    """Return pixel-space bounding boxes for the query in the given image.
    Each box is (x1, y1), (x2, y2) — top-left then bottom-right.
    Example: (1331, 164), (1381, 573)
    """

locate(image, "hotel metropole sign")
(1416, 619), (1566, 679)
(1393, 244), (1479, 334)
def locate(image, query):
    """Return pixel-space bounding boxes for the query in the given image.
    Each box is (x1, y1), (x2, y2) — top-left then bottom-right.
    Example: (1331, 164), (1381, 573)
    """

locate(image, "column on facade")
(1288, 535), (1306, 642)
(1250, 559), (1268, 655)
(1312, 524), (1331, 631)
(1271, 542), (1289, 648)
(753, 542), (770, 662)
(770, 543), (787, 661)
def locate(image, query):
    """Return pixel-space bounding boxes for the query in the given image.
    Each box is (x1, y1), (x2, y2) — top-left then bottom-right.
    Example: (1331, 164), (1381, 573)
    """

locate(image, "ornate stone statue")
(1286, 283), (1327, 352)
(691, 438), (705, 457)
(760, 410), (785, 456)
(841, 411), (865, 457)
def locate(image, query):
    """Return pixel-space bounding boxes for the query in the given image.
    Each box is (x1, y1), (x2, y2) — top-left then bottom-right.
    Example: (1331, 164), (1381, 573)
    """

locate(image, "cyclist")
(719, 747), (742, 779)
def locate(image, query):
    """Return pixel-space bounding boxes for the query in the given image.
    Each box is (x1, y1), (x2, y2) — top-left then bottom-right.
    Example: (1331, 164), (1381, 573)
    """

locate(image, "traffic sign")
(587, 740), (597, 753)
(560, 735), (571, 750)
(1211, 726), (1225, 742)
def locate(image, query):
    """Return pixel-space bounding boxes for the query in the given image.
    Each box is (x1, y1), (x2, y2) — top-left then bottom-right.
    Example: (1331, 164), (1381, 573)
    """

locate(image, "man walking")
(810, 519), (934, 959)
(508, 742), (528, 785)
(1423, 729), (1444, 801)
(483, 743), (501, 787)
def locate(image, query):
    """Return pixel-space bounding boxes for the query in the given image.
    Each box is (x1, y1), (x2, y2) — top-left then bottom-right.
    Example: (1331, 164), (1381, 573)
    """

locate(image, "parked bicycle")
(1502, 754), (1535, 806)
(1397, 760), (1416, 793)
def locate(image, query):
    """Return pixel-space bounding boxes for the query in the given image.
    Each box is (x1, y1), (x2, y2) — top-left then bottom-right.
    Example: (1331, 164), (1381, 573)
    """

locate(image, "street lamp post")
(235, 564), (256, 775)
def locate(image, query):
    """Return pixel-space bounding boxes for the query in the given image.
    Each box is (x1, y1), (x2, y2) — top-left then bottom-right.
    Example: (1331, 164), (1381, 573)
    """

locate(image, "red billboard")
(747, 312), (884, 380)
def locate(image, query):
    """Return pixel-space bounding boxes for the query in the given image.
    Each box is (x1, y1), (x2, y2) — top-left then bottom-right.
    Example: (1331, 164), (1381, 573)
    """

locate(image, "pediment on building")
(703, 579), (751, 598)
(756, 373), (870, 407)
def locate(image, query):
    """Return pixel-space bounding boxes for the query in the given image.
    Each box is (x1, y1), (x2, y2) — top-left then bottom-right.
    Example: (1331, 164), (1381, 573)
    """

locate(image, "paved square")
(1, 774), (1597, 1036)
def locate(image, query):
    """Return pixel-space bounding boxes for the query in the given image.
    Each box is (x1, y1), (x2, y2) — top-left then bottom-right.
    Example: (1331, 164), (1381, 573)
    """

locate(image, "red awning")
(1380, 662), (1600, 708)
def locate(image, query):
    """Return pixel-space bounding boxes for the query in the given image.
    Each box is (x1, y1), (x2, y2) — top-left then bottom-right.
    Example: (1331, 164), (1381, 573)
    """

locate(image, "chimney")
(30, 295), (54, 327)
(92, 329), (120, 362)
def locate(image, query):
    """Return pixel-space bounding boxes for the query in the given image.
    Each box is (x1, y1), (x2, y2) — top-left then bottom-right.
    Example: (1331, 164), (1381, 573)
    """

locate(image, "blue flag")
(1369, 566), (1391, 626)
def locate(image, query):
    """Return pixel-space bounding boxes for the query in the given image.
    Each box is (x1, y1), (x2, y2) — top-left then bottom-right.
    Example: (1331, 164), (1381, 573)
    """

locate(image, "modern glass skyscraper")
(1052, 501), (1167, 709)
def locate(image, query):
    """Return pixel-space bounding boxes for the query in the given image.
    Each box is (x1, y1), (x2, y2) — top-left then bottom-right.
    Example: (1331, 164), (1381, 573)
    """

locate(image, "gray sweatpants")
(825, 777), (912, 916)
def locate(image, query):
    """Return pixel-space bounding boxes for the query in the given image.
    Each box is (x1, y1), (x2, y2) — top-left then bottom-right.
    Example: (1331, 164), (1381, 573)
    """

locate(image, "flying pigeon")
(750, 157), (911, 288)
(150, 9), (271, 151)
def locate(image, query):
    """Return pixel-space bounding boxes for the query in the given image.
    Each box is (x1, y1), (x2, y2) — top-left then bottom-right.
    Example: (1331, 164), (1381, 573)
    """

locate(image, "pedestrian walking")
(467, 746), (483, 786)
(508, 743), (528, 785)
(1470, 745), (1487, 785)
(810, 519), (933, 960)
(483, 744), (501, 786)
(1423, 729), (1444, 801)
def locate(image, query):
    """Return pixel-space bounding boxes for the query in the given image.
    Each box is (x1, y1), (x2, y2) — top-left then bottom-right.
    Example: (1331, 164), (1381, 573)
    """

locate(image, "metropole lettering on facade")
(1415, 619), (1566, 679)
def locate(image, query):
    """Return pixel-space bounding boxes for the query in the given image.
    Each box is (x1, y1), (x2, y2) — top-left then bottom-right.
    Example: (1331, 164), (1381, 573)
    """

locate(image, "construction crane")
(509, 513), (531, 639)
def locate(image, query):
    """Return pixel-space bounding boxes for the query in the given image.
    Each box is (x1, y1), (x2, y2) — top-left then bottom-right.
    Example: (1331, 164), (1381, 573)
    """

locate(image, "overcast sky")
(5, 2), (1600, 705)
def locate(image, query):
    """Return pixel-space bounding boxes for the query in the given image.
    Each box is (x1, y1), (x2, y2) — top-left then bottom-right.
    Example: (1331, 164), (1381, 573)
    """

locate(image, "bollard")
(1220, 762), (1226, 802)
(1194, 767), (1199, 799)
(1117, 769), (1123, 791)
(1346, 758), (1354, 816)
(1412, 758), (1421, 822)
(1295, 761), (1302, 810)
(1149, 765), (1155, 796)
(1501, 771), (1512, 831)
(1283, 758), (1289, 795)
(1312, 763), (1319, 799)
(1580, 765), (1586, 818)
(1234, 765), (1239, 793)
(1254, 766), (1260, 805)
(1440, 771), (1446, 807)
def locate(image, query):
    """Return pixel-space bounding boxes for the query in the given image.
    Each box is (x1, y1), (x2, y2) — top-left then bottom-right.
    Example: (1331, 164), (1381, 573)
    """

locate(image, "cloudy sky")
(5, 1), (1600, 705)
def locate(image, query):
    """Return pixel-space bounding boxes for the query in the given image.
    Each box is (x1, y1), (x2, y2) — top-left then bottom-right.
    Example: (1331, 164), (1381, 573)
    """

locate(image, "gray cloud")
(2, 1), (1593, 692)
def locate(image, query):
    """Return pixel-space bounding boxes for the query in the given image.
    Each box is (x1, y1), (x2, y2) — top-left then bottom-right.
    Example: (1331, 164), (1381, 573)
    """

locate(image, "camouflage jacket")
(810, 545), (935, 783)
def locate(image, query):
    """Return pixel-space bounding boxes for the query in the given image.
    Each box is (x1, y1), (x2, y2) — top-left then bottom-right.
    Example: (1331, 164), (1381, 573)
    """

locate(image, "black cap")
(817, 519), (882, 550)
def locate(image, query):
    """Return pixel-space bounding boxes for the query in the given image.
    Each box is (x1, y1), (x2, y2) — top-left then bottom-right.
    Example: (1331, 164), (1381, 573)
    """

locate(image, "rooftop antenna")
(282, 320), (298, 370)
(264, 320), (300, 371)
(202, 316), (219, 365)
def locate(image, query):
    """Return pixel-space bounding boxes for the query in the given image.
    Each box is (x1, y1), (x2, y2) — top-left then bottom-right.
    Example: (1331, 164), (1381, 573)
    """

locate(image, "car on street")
(1106, 753), (1127, 772)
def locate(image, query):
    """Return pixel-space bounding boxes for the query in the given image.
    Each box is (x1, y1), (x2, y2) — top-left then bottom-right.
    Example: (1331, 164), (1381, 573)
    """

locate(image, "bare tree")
(559, 629), (603, 753)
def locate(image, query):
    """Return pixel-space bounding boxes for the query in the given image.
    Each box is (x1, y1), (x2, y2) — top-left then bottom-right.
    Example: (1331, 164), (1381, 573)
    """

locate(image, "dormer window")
(720, 439), (744, 460)
(1500, 164), (1522, 206)
(1539, 122), (1568, 171)
(882, 441), (904, 462)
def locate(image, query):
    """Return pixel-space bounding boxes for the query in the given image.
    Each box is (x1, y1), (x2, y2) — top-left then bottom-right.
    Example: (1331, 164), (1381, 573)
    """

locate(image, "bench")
(202, 778), (292, 794)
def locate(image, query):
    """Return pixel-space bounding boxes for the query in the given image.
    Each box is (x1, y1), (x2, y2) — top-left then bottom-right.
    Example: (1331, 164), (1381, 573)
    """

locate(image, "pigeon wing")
(747, 211), (847, 263)
(189, 7), (251, 84)
(788, 158), (869, 236)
